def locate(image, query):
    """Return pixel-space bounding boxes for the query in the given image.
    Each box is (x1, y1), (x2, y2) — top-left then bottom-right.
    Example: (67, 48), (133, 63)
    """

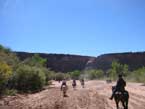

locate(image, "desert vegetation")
(0, 44), (145, 97)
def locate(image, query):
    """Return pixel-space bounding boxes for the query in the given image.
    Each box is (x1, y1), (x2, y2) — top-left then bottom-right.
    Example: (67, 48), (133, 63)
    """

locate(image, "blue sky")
(0, 0), (145, 56)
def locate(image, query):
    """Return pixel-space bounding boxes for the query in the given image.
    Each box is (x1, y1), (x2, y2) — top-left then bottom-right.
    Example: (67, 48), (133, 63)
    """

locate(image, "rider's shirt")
(116, 78), (126, 91)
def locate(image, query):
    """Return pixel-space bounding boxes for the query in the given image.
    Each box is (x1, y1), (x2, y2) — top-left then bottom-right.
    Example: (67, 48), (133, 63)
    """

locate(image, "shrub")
(127, 67), (145, 83)
(69, 70), (81, 80)
(0, 51), (19, 71)
(64, 73), (71, 80)
(85, 69), (104, 80)
(0, 61), (12, 94)
(107, 69), (117, 80)
(42, 68), (55, 84)
(4, 89), (17, 96)
(14, 65), (46, 92)
(55, 73), (65, 81)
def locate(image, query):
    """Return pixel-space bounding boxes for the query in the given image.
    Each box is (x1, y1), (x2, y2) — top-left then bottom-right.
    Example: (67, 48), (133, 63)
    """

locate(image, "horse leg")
(63, 88), (66, 97)
(63, 91), (65, 97)
(125, 99), (129, 109)
(125, 91), (129, 109)
(124, 93), (129, 109)
(115, 100), (119, 109)
(121, 101), (125, 109)
(73, 86), (75, 90)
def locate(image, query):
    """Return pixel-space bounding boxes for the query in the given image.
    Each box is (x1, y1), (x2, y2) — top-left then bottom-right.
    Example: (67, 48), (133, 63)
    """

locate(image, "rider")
(81, 79), (84, 83)
(61, 79), (67, 90)
(80, 79), (85, 88)
(72, 79), (76, 87)
(110, 74), (126, 100)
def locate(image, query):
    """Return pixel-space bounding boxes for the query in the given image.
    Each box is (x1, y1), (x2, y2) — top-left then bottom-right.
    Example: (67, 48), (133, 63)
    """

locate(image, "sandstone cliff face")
(15, 51), (145, 72)
(92, 52), (145, 71)
(15, 52), (93, 72)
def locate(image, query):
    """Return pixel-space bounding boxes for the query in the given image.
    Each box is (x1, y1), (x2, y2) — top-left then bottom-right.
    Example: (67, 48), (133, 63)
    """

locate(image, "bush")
(127, 67), (145, 83)
(4, 89), (17, 96)
(44, 69), (55, 81)
(69, 70), (81, 80)
(42, 68), (55, 84)
(64, 73), (71, 80)
(0, 45), (19, 71)
(0, 61), (12, 94)
(13, 65), (46, 92)
(55, 73), (65, 81)
(85, 69), (104, 80)
(107, 69), (117, 80)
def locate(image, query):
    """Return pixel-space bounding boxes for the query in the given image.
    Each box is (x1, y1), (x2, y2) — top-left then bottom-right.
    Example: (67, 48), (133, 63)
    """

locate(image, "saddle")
(115, 91), (122, 94)
(115, 90), (127, 95)
(62, 85), (67, 91)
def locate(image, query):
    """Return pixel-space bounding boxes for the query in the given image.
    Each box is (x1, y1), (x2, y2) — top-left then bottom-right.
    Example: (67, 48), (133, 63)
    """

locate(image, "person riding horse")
(61, 79), (68, 97)
(72, 79), (77, 89)
(110, 74), (126, 100)
(61, 80), (67, 89)
(80, 79), (85, 88)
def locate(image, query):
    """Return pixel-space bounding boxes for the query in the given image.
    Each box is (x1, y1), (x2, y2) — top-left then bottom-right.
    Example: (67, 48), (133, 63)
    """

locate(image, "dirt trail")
(0, 80), (145, 109)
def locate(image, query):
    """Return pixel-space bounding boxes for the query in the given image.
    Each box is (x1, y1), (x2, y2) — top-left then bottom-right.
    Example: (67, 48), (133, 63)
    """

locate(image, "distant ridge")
(15, 52), (92, 72)
(92, 51), (145, 71)
(15, 51), (145, 72)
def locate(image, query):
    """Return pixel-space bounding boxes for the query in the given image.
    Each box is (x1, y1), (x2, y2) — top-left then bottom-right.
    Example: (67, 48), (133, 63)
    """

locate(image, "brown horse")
(112, 86), (129, 109)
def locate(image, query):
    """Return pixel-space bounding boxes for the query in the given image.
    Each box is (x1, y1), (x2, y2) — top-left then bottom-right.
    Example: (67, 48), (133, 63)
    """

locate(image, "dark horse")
(72, 80), (77, 90)
(112, 86), (129, 109)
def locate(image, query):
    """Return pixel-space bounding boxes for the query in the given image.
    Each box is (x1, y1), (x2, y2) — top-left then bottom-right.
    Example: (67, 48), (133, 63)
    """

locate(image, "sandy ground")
(0, 80), (145, 109)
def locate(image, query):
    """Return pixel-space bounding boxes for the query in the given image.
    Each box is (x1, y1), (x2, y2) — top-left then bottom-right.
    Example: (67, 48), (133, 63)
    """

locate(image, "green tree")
(108, 61), (129, 80)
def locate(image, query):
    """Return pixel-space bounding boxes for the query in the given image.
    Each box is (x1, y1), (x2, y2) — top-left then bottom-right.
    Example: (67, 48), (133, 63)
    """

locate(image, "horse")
(72, 83), (76, 89)
(72, 80), (77, 90)
(112, 86), (129, 109)
(61, 85), (68, 97)
(80, 80), (85, 88)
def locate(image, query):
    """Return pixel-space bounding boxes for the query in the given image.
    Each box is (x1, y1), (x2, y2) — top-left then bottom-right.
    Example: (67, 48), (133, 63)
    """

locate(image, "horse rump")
(114, 91), (129, 109)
